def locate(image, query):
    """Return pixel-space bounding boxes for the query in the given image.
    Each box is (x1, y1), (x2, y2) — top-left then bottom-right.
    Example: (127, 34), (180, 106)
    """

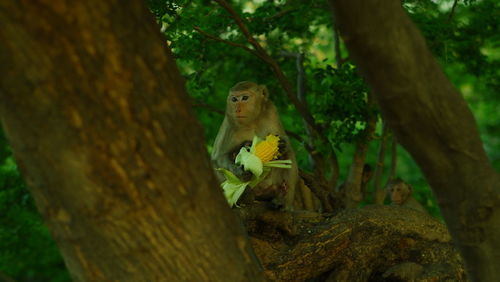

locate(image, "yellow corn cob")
(255, 135), (280, 163)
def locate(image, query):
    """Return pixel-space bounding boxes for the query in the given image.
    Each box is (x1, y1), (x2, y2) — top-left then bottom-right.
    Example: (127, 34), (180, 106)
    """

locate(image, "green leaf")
(221, 180), (249, 207)
(265, 159), (292, 169)
(216, 168), (241, 183)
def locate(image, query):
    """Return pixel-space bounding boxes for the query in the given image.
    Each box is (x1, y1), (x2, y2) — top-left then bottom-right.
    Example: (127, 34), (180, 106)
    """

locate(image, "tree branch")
(211, 0), (323, 137)
(447, 0), (459, 23)
(192, 103), (225, 115)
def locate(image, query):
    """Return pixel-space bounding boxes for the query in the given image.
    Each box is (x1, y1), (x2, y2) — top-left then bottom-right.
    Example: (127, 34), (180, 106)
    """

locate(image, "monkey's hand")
(239, 170), (253, 182)
(232, 164), (253, 182)
(277, 136), (288, 157)
(230, 140), (252, 161)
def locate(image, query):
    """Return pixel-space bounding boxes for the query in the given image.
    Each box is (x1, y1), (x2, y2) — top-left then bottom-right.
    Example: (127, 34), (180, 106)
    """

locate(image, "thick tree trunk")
(330, 1), (500, 281)
(0, 1), (264, 281)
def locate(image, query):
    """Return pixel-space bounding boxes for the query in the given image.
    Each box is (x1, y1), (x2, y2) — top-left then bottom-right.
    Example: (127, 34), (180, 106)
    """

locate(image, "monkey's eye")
(242, 95), (249, 101)
(231, 97), (238, 102)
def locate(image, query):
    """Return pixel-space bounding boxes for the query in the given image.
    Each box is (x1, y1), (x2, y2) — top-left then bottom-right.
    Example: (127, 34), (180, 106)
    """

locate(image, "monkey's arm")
(213, 143), (253, 182)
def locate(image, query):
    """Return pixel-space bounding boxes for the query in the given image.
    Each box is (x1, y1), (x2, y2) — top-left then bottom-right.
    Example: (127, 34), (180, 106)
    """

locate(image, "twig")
(285, 130), (303, 144)
(447, 0), (459, 23)
(192, 103), (225, 115)
(208, 0), (323, 137)
(193, 26), (258, 57)
(262, 8), (298, 21)
(333, 27), (343, 68)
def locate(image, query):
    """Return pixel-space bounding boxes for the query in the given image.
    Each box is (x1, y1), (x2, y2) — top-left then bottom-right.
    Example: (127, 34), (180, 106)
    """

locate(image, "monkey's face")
(389, 184), (409, 205)
(227, 90), (262, 125)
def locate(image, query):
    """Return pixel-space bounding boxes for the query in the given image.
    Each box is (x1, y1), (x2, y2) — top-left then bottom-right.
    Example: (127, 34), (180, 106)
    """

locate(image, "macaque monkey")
(212, 81), (298, 209)
(387, 178), (427, 213)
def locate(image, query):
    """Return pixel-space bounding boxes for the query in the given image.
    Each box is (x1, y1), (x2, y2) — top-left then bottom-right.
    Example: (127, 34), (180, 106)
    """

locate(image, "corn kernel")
(255, 135), (280, 163)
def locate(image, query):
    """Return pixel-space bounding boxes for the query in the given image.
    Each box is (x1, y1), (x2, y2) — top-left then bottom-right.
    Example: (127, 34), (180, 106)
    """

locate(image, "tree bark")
(0, 1), (264, 281)
(241, 205), (465, 281)
(330, 1), (500, 281)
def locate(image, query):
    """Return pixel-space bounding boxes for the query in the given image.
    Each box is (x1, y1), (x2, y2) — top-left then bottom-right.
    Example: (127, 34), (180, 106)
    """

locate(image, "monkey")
(387, 178), (427, 213)
(211, 81), (298, 209)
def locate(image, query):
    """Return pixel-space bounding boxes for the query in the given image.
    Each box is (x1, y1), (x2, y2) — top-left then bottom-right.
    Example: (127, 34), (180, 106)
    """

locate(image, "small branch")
(262, 8), (298, 21)
(193, 26), (258, 56)
(192, 103), (225, 115)
(211, 0), (323, 137)
(284, 130), (303, 143)
(447, 0), (459, 23)
(334, 27), (343, 68)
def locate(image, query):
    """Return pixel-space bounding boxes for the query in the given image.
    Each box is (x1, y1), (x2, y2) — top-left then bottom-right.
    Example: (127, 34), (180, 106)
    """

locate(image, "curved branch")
(193, 26), (258, 56)
(211, 0), (322, 137)
(192, 103), (225, 115)
(447, 0), (459, 23)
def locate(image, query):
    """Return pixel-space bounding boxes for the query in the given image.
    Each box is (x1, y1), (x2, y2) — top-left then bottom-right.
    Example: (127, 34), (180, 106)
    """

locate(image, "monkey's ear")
(260, 85), (269, 101)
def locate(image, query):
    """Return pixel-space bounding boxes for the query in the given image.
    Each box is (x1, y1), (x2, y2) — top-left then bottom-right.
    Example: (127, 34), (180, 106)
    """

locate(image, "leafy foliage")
(0, 131), (69, 281)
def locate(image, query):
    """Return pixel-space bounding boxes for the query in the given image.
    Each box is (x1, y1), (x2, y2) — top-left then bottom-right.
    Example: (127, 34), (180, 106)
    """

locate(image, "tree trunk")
(0, 1), (264, 281)
(330, 1), (500, 281)
(344, 96), (377, 208)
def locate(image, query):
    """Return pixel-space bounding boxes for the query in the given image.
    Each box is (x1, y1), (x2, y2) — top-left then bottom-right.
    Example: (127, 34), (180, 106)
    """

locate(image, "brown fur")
(212, 81), (298, 209)
(387, 178), (426, 213)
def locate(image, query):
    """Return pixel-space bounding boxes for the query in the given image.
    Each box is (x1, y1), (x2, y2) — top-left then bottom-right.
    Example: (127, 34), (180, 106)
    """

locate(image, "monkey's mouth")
(236, 116), (247, 119)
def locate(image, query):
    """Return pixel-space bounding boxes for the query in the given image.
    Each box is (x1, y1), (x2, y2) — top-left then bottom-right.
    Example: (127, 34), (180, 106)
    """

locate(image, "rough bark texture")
(330, 1), (500, 281)
(238, 204), (465, 281)
(0, 1), (264, 281)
